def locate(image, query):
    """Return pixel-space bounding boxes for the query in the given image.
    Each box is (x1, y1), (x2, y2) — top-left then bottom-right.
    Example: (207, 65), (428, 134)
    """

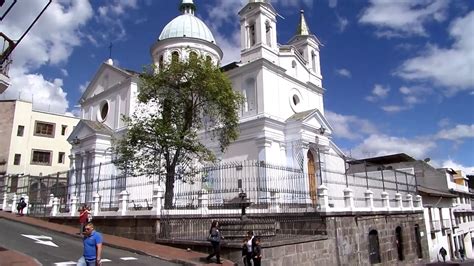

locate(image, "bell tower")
(238, 0), (278, 63)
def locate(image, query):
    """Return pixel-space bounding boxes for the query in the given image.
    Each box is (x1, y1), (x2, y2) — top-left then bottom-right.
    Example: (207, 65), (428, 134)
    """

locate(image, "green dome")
(159, 14), (216, 43)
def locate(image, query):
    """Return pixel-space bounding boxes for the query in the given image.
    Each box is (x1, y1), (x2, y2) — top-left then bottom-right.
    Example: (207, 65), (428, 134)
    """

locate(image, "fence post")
(364, 190), (374, 210)
(47, 194), (54, 207)
(153, 188), (164, 215)
(118, 190), (129, 216)
(51, 197), (59, 216)
(12, 194), (17, 214)
(343, 188), (354, 210)
(407, 194), (414, 210)
(381, 191), (390, 210)
(395, 193), (402, 210)
(93, 193), (101, 216)
(317, 185), (329, 211)
(22, 195), (29, 215)
(2, 193), (7, 210)
(70, 195), (78, 216)
(269, 191), (280, 213)
(198, 189), (209, 213)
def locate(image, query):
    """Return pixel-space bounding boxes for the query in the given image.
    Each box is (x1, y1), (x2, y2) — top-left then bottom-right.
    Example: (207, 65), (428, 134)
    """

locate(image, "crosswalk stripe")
(101, 259), (112, 262)
(120, 257), (138, 261)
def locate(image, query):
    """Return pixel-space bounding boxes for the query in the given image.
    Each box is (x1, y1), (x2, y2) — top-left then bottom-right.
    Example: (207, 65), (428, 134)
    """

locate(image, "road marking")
(120, 257), (138, 260)
(54, 262), (76, 265)
(21, 234), (58, 247)
(101, 259), (112, 262)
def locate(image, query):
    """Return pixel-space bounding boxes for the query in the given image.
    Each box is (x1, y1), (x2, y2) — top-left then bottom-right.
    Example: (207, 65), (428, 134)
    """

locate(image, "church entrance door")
(307, 151), (317, 205)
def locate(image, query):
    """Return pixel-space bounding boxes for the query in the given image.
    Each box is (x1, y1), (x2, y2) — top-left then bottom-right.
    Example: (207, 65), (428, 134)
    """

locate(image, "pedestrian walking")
(244, 231), (255, 266)
(242, 235), (250, 266)
(206, 220), (223, 264)
(252, 237), (262, 266)
(16, 197), (27, 216)
(77, 223), (103, 266)
(439, 247), (447, 262)
(79, 205), (89, 235)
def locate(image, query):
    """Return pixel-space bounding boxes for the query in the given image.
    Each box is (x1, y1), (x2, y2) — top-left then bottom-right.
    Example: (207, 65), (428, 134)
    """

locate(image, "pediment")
(286, 108), (334, 135)
(67, 119), (113, 144)
(80, 63), (133, 102)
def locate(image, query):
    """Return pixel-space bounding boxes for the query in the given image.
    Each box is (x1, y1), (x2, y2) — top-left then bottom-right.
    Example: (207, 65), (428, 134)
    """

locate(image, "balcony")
(458, 220), (474, 233)
(430, 220), (441, 232)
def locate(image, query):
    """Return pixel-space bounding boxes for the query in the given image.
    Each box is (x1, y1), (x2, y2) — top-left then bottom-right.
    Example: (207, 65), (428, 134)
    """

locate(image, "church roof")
(159, 1), (215, 43)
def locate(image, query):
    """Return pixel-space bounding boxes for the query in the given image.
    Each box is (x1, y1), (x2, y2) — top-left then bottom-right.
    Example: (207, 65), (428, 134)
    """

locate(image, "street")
(0, 218), (179, 265)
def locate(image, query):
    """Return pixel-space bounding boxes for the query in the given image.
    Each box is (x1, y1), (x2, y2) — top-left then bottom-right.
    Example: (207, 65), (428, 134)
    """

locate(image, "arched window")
(311, 51), (316, 72)
(414, 224), (423, 258)
(189, 51), (198, 61)
(368, 230), (381, 264)
(171, 51), (179, 63)
(206, 55), (212, 63)
(159, 55), (164, 69)
(249, 22), (256, 47)
(244, 78), (256, 113)
(292, 60), (297, 77)
(307, 150), (318, 205)
(265, 21), (271, 47)
(396, 226), (404, 261)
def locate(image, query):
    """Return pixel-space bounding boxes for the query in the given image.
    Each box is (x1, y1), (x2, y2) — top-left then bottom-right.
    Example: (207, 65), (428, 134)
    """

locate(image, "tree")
(114, 56), (243, 209)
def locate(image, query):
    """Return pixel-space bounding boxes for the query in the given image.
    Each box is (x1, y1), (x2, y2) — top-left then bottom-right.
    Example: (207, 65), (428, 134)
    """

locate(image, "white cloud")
(435, 124), (474, 140)
(326, 111), (378, 140)
(437, 118), (451, 128)
(381, 105), (410, 113)
(97, 0), (139, 17)
(336, 14), (349, 32)
(359, 0), (449, 37)
(79, 81), (90, 93)
(2, 0), (93, 114)
(335, 68), (351, 78)
(396, 11), (474, 95)
(442, 159), (474, 175)
(351, 134), (436, 159)
(60, 69), (69, 77)
(365, 84), (390, 102)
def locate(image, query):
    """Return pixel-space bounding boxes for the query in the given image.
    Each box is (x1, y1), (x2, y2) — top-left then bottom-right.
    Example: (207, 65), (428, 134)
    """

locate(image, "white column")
(407, 194), (414, 210)
(199, 189), (209, 214)
(118, 190), (129, 216)
(381, 191), (390, 210)
(343, 188), (354, 210)
(47, 194), (54, 207)
(395, 193), (403, 210)
(22, 195), (29, 215)
(92, 193), (101, 216)
(51, 197), (59, 216)
(70, 195), (78, 216)
(12, 194), (17, 214)
(152, 188), (164, 215)
(317, 185), (329, 211)
(415, 195), (423, 209)
(2, 193), (7, 210)
(365, 190), (374, 210)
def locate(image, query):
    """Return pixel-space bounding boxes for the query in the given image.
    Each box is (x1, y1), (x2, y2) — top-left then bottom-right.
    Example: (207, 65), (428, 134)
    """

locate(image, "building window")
(98, 101), (109, 122)
(396, 226), (404, 261)
(249, 23), (256, 47)
(368, 230), (381, 264)
(414, 224), (423, 258)
(31, 150), (52, 165)
(14, 154), (21, 165)
(17, 125), (25, 136)
(61, 125), (67, 136)
(58, 152), (65, 164)
(159, 55), (164, 69)
(172, 51), (179, 63)
(311, 51), (317, 72)
(34, 121), (55, 138)
(189, 51), (198, 60)
(265, 21), (271, 47)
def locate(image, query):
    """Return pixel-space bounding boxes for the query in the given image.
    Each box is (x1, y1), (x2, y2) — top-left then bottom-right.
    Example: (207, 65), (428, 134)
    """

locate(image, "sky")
(1, 0), (473, 173)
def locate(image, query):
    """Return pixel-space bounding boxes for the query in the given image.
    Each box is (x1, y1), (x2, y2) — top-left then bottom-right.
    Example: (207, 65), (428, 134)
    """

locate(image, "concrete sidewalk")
(0, 211), (235, 266)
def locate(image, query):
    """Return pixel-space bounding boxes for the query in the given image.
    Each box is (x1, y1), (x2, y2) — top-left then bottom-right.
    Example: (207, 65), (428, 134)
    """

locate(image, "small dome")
(159, 14), (216, 43)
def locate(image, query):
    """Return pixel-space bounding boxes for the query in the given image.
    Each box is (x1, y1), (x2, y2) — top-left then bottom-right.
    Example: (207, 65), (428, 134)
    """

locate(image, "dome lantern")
(180, 0), (196, 15)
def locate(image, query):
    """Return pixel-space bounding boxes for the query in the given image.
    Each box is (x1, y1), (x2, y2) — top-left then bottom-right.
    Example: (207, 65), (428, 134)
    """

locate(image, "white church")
(67, 0), (417, 213)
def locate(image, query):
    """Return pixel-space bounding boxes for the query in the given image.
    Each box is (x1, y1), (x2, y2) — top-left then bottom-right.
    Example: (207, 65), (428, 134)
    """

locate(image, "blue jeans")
(77, 256), (96, 266)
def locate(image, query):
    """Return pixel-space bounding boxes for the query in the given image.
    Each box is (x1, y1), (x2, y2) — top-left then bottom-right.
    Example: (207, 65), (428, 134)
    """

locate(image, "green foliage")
(113, 55), (243, 207)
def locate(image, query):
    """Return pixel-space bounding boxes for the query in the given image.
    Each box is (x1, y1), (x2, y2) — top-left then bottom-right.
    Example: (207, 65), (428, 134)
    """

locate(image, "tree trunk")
(164, 168), (175, 209)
